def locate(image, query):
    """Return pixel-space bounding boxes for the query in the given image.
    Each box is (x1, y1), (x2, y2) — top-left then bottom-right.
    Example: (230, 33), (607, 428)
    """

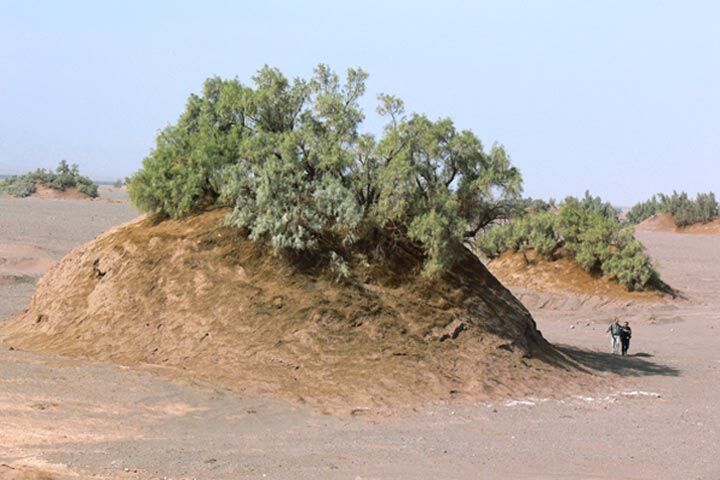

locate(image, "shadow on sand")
(556, 345), (680, 377)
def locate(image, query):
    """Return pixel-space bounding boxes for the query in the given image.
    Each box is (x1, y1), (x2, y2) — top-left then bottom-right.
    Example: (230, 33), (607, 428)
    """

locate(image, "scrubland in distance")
(627, 191), (718, 227)
(0, 160), (98, 198)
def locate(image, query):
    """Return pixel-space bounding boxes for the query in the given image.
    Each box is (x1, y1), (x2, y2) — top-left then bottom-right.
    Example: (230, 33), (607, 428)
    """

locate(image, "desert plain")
(0, 188), (718, 480)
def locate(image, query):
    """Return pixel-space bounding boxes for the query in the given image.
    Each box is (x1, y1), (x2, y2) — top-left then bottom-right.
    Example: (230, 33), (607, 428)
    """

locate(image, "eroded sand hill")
(0, 185), (94, 202)
(1, 209), (594, 413)
(484, 248), (683, 324)
(30, 185), (94, 201)
(636, 212), (720, 235)
(487, 248), (668, 300)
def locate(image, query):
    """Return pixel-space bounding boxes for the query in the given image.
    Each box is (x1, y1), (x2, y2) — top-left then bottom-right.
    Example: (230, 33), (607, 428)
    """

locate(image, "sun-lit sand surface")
(1, 188), (718, 479)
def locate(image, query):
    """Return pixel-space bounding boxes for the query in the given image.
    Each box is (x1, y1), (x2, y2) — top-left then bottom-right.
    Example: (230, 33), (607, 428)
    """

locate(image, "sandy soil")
(1, 192), (719, 479)
(486, 248), (668, 301)
(29, 185), (94, 201)
(2, 209), (593, 413)
(636, 212), (720, 235)
(0, 186), (137, 321)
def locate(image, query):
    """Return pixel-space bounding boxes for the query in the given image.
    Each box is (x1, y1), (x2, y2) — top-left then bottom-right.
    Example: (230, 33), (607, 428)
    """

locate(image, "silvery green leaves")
(130, 65), (522, 276)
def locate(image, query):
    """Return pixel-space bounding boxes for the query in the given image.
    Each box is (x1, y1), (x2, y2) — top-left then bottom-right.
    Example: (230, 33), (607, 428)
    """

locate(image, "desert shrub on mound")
(476, 192), (660, 291)
(0, 175), (36, 197)
(129, 65), (522, 275)
(626, 191), (718, 227)
(0, 160), (99, 198)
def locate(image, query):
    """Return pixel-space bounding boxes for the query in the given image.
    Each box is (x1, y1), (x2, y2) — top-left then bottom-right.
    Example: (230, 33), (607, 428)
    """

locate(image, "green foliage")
(476, 211), (557, 260)
(601, 228), (658, 291)
(76, 177), (99, 197)
(571, 213), (614, 271)
(0, 175), (37, 197)
(625, 195), (660, 224)
(329, 251), (351, 281)
(0, 161), (98, 198)
(130, 65), (523, 276)
(476, 193), (661, 291)
(626, 191), (718, 226)
(129, 76), (252, 218)
(509, 197), (556, 217)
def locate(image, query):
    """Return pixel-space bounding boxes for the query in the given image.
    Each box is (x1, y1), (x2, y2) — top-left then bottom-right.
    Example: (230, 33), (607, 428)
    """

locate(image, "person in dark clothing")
(620, 321), (632, 356)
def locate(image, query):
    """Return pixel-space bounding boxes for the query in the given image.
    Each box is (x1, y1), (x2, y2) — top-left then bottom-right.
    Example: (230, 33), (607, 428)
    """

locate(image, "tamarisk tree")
(130, 65), (522, 275)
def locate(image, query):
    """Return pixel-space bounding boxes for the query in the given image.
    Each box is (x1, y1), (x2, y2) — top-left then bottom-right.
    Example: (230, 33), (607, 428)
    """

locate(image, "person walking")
(620, 321), (632, 356)
(607, 318), (622, 354)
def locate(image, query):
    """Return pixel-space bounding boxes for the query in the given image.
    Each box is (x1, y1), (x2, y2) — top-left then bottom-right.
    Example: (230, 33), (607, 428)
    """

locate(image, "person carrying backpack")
(620, 321), (632, 356)
(606, 318), (622, 354)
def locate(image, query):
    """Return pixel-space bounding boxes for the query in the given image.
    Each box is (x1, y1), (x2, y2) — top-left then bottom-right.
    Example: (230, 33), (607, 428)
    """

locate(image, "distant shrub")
(601, 228), (657, 291)
(625, 195), (660, 224)
(0, 160), (98, 198)
(477, 211), (557, 260)
(76, 177), (99, 197)
(504, 197), (556, 218)
(0, 176), (37, 197)
(476, 192), (661, 291)
(627, 191), (718, 227)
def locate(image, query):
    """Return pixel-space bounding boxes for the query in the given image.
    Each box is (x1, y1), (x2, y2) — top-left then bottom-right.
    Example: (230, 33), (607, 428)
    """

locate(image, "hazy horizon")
(1, 1), (718, 205)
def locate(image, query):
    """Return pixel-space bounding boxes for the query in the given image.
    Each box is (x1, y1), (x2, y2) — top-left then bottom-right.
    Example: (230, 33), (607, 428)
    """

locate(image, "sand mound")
(1, 185), (95, 201)
(31, 185), (94, 201)
(0, 210), (592, 412)
(636, 213), (720, 235)
(487, 249), (666, 302)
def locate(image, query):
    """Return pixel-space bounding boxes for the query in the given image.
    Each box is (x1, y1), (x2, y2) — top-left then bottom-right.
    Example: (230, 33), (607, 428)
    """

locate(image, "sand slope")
(636, 212), (720, 234)
(487, 248), (667, 301)
(31, 185), (94, 201)
(1, 195), (719, 479)
(1, 209), (590, 413)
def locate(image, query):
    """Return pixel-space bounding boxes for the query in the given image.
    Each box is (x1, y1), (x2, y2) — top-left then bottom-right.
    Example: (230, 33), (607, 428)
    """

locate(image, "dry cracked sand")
(1, 188), (718, 479)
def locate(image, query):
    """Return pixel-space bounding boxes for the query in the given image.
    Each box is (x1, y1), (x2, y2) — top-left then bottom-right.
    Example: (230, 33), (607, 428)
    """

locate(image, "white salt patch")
(505, 399), (536, 407)
(620, 390), (662, 398)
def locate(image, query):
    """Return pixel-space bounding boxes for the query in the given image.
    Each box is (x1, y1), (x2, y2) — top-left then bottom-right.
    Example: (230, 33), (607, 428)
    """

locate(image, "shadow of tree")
(556, 345), (680, 377)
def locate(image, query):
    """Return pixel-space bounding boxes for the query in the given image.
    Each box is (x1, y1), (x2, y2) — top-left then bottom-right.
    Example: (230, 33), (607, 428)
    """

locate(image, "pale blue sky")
(1, 0), (718, 205)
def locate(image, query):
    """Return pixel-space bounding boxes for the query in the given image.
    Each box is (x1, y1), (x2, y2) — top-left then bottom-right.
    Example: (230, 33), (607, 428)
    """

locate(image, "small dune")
(486, 249), (667, 302)
(30, 185), (94, 201)
(636, 212), (720, 235)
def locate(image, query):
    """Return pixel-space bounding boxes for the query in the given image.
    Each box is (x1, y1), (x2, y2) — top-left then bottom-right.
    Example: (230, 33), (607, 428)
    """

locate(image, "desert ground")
(1, 188), (718, 479)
